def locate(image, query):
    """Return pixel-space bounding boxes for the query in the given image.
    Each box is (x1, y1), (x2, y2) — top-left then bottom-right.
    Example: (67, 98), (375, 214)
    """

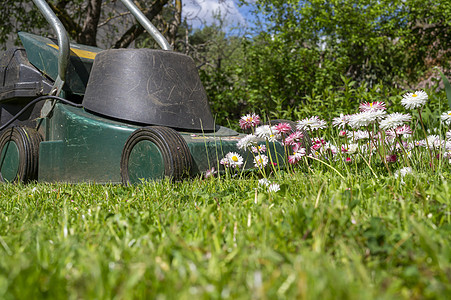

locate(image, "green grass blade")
(437, 68), (451, 109)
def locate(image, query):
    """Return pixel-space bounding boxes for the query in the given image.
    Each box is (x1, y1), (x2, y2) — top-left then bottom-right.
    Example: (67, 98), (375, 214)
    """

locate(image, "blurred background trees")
(1, 0), (449, 124)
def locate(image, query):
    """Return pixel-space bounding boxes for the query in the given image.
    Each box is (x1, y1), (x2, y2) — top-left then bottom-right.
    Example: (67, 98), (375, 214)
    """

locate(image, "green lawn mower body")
(0, 1), (287, 184)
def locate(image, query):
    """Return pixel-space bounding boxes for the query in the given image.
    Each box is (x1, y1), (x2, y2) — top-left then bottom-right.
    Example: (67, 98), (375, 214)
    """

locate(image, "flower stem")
(417, 108), (435, 171)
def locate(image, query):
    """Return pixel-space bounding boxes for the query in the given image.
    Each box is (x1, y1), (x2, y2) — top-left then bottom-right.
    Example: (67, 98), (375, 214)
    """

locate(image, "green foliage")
(200, 0), (450, 124)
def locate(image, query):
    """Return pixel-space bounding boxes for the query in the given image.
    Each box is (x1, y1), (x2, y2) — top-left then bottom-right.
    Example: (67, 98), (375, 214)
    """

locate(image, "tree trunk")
(167, 0), (182, 47)
(78, 0), (102, 46)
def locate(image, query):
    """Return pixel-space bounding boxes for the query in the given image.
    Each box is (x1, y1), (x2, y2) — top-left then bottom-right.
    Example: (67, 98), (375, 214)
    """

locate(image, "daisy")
(253, 154), (269, 168)
(273, 122), (292, 135)
(341, 143), (359, 155)
(284, 131), (304, 146)
(359, 101), (386, 112)
(414, 140), (426, 147)
(237, 134), (258, 150)
(347, 130), (370, 141)
(224, 152), (244, 168)
(447, 130), (451, 140)
(379, 113), (412, 130)
(348, 110), (386, 129)
(445, 141), (451, 151)
(332, 114), (350, 129)
(320, 142), (338, 157)
(205, 167), (217, 178)
(440, 111), (451, 125)
(428, 135), (443, 149)
(296, 116), (327, 131)
(395, 125), (412, 136)
(255, 125), (279, 142)
(220, 157), (230, 167)
(239, 113), (261, 129)
(251, 144), (267, 153)
(258, 178), (270, 186)
(401, 90), (428, 110)
(394, 167), (413, 178)
(288, 144), (306, 164)
(268, 183), (280, 193)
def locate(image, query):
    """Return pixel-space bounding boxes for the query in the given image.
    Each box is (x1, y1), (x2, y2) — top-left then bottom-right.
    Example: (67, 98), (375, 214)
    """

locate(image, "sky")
(182, 0), (255, 29)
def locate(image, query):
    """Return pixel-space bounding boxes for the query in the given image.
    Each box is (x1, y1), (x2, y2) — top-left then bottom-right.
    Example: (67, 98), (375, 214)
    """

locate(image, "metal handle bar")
(32, 0), (70, 95)
(120, 0), (172, 50)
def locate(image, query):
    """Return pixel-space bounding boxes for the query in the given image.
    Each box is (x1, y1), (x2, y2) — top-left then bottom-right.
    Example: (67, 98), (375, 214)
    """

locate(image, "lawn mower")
(0, 0), (297, 184)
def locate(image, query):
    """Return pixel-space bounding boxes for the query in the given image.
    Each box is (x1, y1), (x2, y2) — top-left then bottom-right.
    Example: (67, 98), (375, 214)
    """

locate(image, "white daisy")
(297, 116), (327, 131)
(444, 140), (451, 151)
(379, 113), (412, 130)
(440, 111), (451, 125)
(255, 125), (279, 142)
(237, 134), (258, 150)
(258, 178), (270, 187)
(341, 143), (359, 155)
(348, 110), (386, 129)
(320, 142), (338, 157)
(332, 114), (350, 129)
(401, 90), (428, 110)
(347, 130), (370, 141)
(429, 135), (443, 149)
(224, 152), (244, 168)
(268, 183), (280, 193)
(394, 167), (413, 179)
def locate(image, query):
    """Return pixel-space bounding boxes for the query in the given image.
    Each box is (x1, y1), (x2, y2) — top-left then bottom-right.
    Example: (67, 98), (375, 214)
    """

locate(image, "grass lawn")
(0, 170), (450, 299)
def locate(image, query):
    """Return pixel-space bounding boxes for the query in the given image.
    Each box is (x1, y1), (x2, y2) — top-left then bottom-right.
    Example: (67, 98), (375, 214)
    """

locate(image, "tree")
(227, 0), (451, 119)
(0, 0), (182, 49)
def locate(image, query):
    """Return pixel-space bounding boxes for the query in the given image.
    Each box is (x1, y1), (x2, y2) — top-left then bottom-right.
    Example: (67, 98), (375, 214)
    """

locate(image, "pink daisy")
(251, 144), (267, 153)
(239, 113), (261, 130)
(288, 144), (306, 164)
(359, 101), (386, 112)
(395, 125), (412, 136)
(284, 131), (304, 146)
(273, 122), (292, 135)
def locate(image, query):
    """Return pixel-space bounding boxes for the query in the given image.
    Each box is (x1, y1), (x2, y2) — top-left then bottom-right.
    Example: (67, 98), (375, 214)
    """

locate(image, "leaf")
(436, 68), (451, 110)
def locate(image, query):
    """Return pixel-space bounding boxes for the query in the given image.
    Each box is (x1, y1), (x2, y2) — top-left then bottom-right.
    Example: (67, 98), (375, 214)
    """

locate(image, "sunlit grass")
(1, 169), (450, 299)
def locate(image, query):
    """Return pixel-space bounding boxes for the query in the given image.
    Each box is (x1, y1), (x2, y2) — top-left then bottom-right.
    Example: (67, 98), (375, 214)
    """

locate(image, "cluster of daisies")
(214, 90), (451, 185)
(220, 113), (308, 170)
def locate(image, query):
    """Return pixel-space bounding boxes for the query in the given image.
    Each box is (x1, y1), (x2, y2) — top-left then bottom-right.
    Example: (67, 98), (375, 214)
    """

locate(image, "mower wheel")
(121, 126), (193, 185)
(0, 127), (42, 183)
(265, 119), (312, 151)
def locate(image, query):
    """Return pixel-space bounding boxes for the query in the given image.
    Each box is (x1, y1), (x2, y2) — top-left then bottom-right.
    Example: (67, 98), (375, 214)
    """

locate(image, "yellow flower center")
(412, 94), (417, 97)
(232, 156), (238, 162)
(370, 102), (373, 107)
(448, 112), (451, 116)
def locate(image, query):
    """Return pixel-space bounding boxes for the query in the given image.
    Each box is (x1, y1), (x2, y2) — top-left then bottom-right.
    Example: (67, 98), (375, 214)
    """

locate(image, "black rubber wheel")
(266, 119), (312, 151)
(121, 126), (193, 185)
(0, 127), (42, 183)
